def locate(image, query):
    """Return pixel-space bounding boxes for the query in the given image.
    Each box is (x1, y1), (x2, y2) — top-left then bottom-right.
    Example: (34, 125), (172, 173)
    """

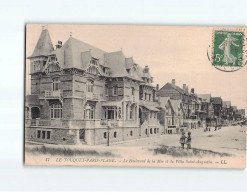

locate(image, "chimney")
(144, 65), (149, 73)
(56, 40), (62, 49)
(191, 88), (194, 94)
(183, 84), (186, 91)
(172, 79), (175, 85)
(156, 84), (159, 90)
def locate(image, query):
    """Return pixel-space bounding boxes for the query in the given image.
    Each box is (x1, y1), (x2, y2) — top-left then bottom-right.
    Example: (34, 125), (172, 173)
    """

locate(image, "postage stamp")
(212, 29), (245, 71)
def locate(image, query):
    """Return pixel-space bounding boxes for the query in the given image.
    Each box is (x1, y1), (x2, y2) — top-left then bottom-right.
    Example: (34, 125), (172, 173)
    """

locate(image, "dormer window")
(51, 56), (57, 61)
(90, 58), (98, 65)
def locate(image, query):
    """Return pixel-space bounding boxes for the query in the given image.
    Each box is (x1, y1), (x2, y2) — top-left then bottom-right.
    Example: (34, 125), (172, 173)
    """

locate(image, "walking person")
(180, 132), (186, 149)
(186, 132), (192, 149)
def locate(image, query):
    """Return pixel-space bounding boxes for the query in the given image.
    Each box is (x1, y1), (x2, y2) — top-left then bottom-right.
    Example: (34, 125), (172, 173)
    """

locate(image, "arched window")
(103, 132), (107, 139)
(130, 130), (133, 136)
(114, 132), (117, 138)
(145, 128), (148, 135)
(51, 103), (62, 118)
(52, 78), (60, 91)
(150, 128), (152, 134)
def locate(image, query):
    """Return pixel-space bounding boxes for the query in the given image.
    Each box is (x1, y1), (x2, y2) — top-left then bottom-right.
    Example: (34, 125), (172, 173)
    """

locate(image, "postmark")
(212, 28), (245, 72)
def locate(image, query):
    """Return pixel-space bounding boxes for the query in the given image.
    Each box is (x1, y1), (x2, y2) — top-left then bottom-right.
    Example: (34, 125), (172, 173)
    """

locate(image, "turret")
(27, 27), (54, 74)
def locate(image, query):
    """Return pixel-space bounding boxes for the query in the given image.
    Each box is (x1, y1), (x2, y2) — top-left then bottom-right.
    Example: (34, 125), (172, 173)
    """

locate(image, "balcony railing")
(25, 118), (140, 129)
(86, 93), (105, 101)
(45, 90), (62, 99)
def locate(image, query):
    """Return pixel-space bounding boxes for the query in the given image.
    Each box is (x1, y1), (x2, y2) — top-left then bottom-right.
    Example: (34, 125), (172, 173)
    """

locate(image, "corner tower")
(27, 27), (54, 74)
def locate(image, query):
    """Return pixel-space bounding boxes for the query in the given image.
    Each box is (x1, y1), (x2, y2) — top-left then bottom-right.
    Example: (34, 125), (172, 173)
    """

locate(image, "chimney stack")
(183, 84), (186, 91)
(56, 40), (62, 49)
(144, 65), (149, 73)
(172, 79), (175, 85)
(156, 84), (159, 90)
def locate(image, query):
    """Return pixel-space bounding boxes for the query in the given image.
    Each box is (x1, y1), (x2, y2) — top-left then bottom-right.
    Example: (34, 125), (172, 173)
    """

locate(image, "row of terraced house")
(25, 28), (245, 145)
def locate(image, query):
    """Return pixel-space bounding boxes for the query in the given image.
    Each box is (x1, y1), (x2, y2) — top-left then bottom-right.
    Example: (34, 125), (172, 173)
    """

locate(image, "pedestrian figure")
(186, 132), (192, 149)
(180, 132), (186, 149)
(214, 125), (217, 131)
(209, 127), (210, 132)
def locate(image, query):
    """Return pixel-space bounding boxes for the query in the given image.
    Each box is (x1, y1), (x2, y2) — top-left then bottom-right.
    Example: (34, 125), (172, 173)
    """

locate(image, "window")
(106, 107), (115, 119)
(145, 129), (148, 135)
(90, 58), (98, 65)
(32, 60), (40, 72)
(113, 86), (118, 96)
(114, 132), (117, 138)
(47, 131), (51, 139)
(87, 80), (94, 93)
(130, 131), (133, 136)
(37, 130), (51, 140)
(130, 105), (133, 119)
(84, 104), (95, 119)
(150, 128), (152, 134)
(157, 128), (159, 133)
(88, 66), (98, 75)
(89, 105), (94, 119)
(132, 87), (135, 95)
(37, 130), (41, 138)
(154, 128), (156, 134)
(104, 132), (107, 139)
(51, 103), (62, 119)
(118, 107), (122, 119)
(105, 85), (109, 96)
(149, 94), (151, 101)
(42, 131), (46, 139)
(52, 78), (60, 91)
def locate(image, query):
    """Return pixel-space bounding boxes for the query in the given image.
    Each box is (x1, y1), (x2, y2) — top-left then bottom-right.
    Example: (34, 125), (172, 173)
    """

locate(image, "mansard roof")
(28, 29), (54, 58)
(62, 37), (106, 69)
(125, 57), (135, 69)
(104, 51), (128, 77)
(28, 29), (154, 81)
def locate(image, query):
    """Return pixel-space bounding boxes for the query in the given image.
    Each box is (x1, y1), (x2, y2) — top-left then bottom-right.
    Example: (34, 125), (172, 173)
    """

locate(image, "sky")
(26, 24), (247, 111)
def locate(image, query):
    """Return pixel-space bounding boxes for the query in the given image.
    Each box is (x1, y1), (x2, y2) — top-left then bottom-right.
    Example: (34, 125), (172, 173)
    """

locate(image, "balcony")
(45, 90), (62, 99)
(25, 118), (140, 129)
(86, 93), (105, 101)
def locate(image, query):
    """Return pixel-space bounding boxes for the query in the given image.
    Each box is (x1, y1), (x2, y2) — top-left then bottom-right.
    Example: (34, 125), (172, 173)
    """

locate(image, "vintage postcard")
(25, 24), (246, 168)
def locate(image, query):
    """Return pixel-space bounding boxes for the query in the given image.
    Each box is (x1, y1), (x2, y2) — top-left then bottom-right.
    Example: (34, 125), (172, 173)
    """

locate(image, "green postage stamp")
(212, 29), (245, 71)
